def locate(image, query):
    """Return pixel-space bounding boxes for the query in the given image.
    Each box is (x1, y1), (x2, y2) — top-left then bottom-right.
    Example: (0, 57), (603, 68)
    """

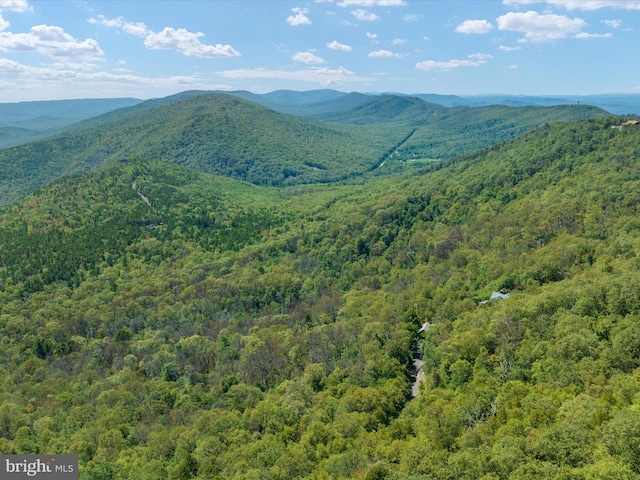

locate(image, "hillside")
(459, 93), (640, 115)
(227, 90), (372, 117)
(226, 89), (640, 116)
(0, 92), (411, 208)
(0, 126), (42, 149)
(309, 94), (448, 125)
(398, 103), (609, 161)
(0, 97), (143, 149)
(0, 98), (143, 125)
(0, 91), (610, 209)
(312, 96), (609, 161)
(1, 115), (640, 478)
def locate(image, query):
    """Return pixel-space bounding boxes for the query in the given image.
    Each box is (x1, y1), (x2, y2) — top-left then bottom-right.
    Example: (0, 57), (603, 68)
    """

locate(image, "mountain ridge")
(1, 115), (640, 478)
(0, 90), (609, 209)
(0, 97), (143, 149)
(0, 92), (412, 208)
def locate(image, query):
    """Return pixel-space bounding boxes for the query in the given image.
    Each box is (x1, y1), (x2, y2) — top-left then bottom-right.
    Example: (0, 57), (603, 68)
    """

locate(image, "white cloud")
(337, 0), (406, 6)
(369, 49), (405, 58)
(509, 64), (519, 69)
(403, 14), (420, 22)
(416, 52), (493, 71)
(287, 7), (311, 26)
(602, 19), (622, 28)
(352, 9), (380, 21)
(0, 0), (30, 13)
(88, 15), (149, 37)
(0, 57), (23, 73)
(366, 32), (378, 39)
(499, 45), (522, 51)
(565, 0), (640, 9)
(216, 66), (373, 87)
(123, 23), (150, 38)
(416, 59), (481, 71)
(469, 52), (494, 61)
(503, 0), (640, 9)
(50, 60), (100, 71)
(327, 40), (352, 51)
(0, 57), (208, 101)
(0, 1), (90, 59)
(392, 38), (407, 45)
(90, 15), (239, 58)
(502, 0), (542, 5)
(496, 11), (586, 42)
(574, 31), (613, 38)
(292, 51), (325, 64)
(456, 19), (494, 34)
(553, 0), (640, 9)
(0, 1), (30, 40)
(369, 49), (392, 57)
(144, 27), (239, 58)
(0, 24), (103, 57)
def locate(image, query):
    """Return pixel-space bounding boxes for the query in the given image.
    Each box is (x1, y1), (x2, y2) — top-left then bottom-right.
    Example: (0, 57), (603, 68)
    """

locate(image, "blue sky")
(0, 0), (639, 102)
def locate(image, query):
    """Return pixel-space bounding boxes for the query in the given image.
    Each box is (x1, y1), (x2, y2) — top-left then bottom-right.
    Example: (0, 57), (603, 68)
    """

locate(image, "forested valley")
(0, 92), (606, 209)
(1, 92), (640, 479)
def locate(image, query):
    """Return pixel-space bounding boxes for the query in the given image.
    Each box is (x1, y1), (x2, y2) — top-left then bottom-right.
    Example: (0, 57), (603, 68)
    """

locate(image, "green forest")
(0, 92), (606, 209)
(1, 93), (640, 479)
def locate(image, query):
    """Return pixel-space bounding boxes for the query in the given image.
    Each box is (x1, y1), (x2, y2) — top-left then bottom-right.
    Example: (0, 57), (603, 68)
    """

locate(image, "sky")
(0, 0), (640, 102)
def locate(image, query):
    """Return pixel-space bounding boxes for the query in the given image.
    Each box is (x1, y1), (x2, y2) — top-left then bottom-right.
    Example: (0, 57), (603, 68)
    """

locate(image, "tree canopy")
(0, 114), (639, 479)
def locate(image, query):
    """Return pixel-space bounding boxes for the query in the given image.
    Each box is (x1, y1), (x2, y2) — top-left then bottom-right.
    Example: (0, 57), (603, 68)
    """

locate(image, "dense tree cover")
(393, 103), (609, 162)
(0, 93), (411, 208)
(0, 92), (607, 209)
(0, 126), (45, 150)
(310, 95), (608, 162)
(0, 116), (640, 479)
(0, 98), (143, 149)
(309, 95), (448, 125)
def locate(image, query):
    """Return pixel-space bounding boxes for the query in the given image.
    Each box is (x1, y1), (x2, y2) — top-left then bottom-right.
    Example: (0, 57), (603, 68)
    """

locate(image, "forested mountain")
(309, 96), (608, 161)
(308, 94), (448, 125)
(0, 98), (142, 125)
(395, 103), (609, 161)
(0, 98), (142, 149)
(458, 94), (640, 115)
(227, 90), (372, 118)
(225, 90), (374, 118)
(224, 90), (640, 115)
(0, 92), (411, 208)
(0, 91), (608, 209)
(1, 114), (640, 479)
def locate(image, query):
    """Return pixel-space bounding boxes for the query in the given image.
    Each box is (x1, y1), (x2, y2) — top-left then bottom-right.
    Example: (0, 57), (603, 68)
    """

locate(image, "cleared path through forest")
(411, 321), (431, 397)
(132, 181), (152, 208)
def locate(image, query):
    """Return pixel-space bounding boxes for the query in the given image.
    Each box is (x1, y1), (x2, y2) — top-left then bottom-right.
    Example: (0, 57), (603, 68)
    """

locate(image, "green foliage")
(0, 93), (411, 208)
(0, 97), (142, 149)
(313, 95), (609, 163)
(0, 92), (607, 209)
(0, 115), (639, 479)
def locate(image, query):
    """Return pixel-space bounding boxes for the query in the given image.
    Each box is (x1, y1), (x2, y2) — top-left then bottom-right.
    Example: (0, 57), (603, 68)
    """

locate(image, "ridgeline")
(0, 96), (639, 478)
(0, 91), (607, 209)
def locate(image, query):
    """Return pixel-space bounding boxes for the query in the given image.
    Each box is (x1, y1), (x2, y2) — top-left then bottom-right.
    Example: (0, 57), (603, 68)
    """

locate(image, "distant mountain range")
(0, 90), (614, 208)
(0, 97), (143, 149)
(222, 90), (640, 117)
(1, 90), (638, 149)
(435, 93), (640, 114)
